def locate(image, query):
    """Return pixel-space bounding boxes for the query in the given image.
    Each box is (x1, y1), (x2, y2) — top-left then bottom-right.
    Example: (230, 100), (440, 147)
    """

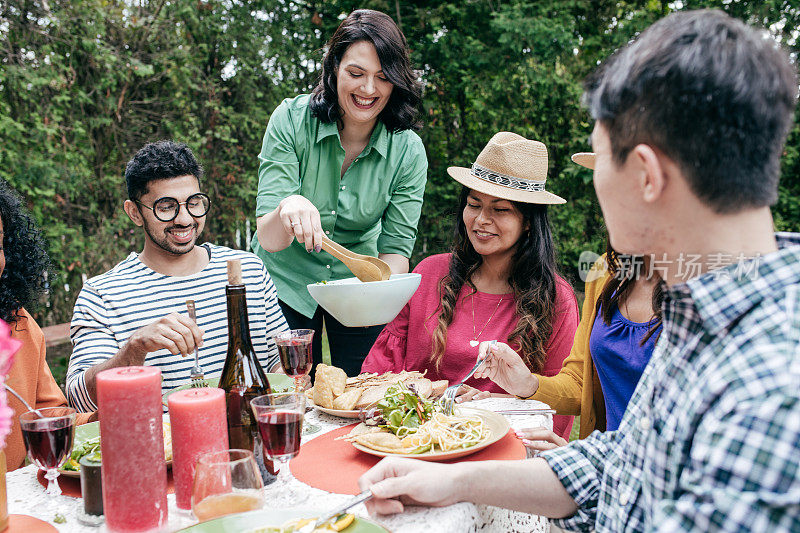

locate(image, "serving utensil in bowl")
(320, 236), (391, 283)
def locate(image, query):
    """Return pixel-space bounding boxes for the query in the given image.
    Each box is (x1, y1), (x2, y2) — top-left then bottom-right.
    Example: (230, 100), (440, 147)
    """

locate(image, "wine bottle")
(218, 259), (276, 484)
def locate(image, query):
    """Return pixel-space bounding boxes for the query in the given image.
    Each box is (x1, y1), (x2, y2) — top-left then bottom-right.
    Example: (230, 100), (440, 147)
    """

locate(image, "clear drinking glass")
(250, 393), (307, 504)
(19, 407), (76, 496)
(191, 449), (264, 522)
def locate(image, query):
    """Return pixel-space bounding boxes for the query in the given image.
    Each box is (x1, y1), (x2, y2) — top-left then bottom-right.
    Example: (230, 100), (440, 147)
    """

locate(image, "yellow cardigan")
(531, 259), (610, 438)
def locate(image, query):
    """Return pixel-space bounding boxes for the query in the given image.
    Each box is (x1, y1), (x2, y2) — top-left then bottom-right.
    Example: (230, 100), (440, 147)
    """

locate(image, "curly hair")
(0, 179), (52, 324)
(429, 187), (561, 373)
(309, 9), (422, 133)
(125, 140), (204, 201)
(597, 240), (663, 345)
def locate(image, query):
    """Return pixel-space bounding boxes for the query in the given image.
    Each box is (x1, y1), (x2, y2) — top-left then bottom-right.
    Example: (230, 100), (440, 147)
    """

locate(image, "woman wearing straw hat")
(474, 152), (663, 451)
(361, 132), (580, 441)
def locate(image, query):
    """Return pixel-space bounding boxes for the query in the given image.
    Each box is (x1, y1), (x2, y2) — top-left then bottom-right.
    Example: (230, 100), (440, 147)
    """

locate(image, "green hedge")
(2, 0), (798, 325)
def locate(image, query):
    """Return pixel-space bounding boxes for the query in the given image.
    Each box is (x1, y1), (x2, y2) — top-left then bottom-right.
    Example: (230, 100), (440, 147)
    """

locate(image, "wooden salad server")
(320, 235), (391, 282)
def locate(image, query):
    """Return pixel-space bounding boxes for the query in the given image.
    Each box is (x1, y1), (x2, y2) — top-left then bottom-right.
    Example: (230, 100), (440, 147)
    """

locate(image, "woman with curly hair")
(254, 9), (427, 376)
(0, 179), (93, 470)
(361, 133), (579, 440)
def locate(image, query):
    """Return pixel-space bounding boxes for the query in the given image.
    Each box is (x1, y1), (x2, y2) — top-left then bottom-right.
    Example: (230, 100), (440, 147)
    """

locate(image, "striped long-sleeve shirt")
(67, 244), (289, 412)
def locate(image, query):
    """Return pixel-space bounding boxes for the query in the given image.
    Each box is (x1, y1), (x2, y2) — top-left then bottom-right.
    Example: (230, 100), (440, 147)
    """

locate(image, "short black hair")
(310, 9), (422, 133)
(585, 9), (797, 214)
(0, 179), (51, 323)
(125, 140), (204, 201)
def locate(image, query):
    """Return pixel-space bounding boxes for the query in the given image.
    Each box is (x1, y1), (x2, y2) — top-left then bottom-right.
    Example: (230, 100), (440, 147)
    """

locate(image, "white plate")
(349, 407), (510, 462)
(307, 398), (363, 419)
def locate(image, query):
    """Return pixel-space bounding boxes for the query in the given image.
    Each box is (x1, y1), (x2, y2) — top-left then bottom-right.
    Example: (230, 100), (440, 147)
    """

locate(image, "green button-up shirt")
(251, 94), (428, 318)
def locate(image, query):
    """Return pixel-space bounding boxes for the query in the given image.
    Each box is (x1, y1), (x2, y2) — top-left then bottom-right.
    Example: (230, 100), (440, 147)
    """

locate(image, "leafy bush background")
(2, 0), (798, 326)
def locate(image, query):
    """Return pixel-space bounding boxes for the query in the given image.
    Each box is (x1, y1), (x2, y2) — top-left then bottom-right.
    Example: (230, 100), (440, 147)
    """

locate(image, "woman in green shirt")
(254, 10), (428, 377)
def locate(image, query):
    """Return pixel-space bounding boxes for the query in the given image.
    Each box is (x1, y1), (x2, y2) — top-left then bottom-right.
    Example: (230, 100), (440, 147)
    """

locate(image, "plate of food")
(342, 383), (509, 462)
(306, 364), (448, 419)
(60, 416), (173, 477)
(162, 374), (294, 406)
(177, 508), (388, 532)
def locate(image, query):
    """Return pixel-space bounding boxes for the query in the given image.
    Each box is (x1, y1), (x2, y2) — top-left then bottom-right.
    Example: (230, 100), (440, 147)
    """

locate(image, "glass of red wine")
(19, 407), (77, 496)
(250, 393), (306, 504)
(275, 329), (314, 393)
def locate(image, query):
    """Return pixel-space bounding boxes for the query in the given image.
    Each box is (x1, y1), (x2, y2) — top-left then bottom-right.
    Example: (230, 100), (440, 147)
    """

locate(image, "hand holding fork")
(185, 300), (207, 388)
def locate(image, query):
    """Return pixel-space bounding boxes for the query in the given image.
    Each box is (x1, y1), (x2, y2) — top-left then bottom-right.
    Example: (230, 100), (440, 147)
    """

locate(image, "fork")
(185, 300), (207, 388)
(440, 340), (496, 415)
(298, 490), (373, 533)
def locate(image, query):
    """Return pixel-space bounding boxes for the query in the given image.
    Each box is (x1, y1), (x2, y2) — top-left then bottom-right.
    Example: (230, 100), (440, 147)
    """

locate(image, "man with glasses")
(66, 140), (289, 410)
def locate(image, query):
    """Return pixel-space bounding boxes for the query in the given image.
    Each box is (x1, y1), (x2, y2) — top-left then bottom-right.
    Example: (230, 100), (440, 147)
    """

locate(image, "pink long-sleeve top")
(362, 253), (579, 440)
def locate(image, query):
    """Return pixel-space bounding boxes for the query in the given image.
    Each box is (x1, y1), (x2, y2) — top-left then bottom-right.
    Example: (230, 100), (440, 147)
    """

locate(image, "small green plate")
(177, 507), (388, 533)
(59, 420), (100, 477)
(162, 374), (294, 406)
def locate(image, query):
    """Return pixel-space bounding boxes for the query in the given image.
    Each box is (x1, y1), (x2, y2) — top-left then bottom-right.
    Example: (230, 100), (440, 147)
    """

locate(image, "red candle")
(168, 388), (228, 509)
(97, 367), (168, 532)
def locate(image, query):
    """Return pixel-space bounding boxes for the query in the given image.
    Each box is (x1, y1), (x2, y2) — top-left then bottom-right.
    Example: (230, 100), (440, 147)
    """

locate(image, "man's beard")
(142, 220), (199, 256)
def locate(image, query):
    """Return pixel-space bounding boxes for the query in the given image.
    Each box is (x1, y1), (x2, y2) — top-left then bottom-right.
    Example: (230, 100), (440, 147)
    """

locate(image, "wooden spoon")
(320, 236), (391, 282)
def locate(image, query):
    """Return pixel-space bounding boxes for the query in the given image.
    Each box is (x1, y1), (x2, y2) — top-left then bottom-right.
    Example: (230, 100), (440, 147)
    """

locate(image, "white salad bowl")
(306, 273), (422, 327)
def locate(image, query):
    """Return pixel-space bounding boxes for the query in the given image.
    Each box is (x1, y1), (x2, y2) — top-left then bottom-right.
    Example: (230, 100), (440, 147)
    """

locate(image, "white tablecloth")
(7, 397), (553, 532)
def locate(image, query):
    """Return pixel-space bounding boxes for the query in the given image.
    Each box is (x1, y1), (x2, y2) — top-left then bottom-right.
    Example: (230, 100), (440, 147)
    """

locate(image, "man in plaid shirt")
(358, 9), (800, 532)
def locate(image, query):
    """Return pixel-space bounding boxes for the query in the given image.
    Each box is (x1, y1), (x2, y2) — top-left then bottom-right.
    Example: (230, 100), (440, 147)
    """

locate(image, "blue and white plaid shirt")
(542, 233), (800, 532)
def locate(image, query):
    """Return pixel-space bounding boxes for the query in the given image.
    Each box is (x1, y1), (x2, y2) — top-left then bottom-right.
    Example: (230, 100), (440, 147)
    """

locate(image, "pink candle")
(97, 367), (168, 532)
(168, 388), (228, 509)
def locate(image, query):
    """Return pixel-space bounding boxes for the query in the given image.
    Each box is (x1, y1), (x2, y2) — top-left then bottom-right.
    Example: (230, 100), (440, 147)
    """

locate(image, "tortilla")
(333, 388), (362, 411)
(351, 432), (409, 454)
(313, 381), (334, 409)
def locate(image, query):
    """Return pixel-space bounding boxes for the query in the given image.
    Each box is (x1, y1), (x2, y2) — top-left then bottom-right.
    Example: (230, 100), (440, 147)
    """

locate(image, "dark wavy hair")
(310, 9), (422, 133)
(584, 10), (796, 214)
(430, 187), (564, 373)
(125, 140), (204, 201)
(0, 179), (52, 324)
(597, 239), (662, 345)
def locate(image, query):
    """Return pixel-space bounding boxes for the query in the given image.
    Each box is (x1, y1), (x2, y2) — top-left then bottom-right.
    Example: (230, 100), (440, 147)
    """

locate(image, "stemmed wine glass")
(250, 392), (307, 504)
(275, 329), (319, 434)
(275, 329), (314, 392)
(19, 407), (76, 496)
(191, 449), (264, 522)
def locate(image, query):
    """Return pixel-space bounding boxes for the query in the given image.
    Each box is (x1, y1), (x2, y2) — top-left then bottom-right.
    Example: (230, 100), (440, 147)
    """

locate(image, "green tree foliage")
(1, 0), (798, 325)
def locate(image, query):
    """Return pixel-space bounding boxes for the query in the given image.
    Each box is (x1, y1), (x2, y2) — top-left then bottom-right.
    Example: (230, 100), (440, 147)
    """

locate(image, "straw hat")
(447, 132), (565, 204)
(571, 152), (595, 170)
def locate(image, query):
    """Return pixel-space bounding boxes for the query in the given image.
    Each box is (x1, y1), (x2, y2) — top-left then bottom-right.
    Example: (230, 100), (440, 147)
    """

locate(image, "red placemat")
(290, 424), (526, 495)
(7, 514), (58, 533)
(36, 469), (175, 497)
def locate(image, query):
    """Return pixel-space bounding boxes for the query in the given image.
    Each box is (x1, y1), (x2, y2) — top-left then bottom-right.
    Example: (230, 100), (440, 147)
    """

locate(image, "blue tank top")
(589, 304), (661, 431)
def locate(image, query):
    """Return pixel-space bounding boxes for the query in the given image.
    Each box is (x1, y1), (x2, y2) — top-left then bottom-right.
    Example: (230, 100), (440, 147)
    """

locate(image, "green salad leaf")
(374, 382), (437, 437)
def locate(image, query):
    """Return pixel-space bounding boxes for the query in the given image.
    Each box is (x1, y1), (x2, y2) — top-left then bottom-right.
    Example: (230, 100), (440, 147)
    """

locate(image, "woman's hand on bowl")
(473, 341), (539, 399)
(278, 195), (324, 252)
(515, 427), (567, 452)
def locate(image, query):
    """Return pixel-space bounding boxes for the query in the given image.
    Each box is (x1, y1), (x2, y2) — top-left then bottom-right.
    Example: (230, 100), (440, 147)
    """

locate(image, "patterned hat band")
(470, 163), (547, 192)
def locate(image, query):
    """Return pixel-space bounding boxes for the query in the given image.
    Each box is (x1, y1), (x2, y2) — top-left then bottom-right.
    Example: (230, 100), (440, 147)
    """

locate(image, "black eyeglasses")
(136, 193), (211, 222)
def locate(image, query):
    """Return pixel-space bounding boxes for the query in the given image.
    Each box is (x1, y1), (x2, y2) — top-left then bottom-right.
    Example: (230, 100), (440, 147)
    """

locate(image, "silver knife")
(309, 490), (373, 531)
(495, 409), (556, 415)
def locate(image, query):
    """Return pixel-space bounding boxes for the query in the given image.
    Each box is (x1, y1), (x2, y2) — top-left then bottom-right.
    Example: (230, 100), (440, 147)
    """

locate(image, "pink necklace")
(469, 292), (504, 347)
